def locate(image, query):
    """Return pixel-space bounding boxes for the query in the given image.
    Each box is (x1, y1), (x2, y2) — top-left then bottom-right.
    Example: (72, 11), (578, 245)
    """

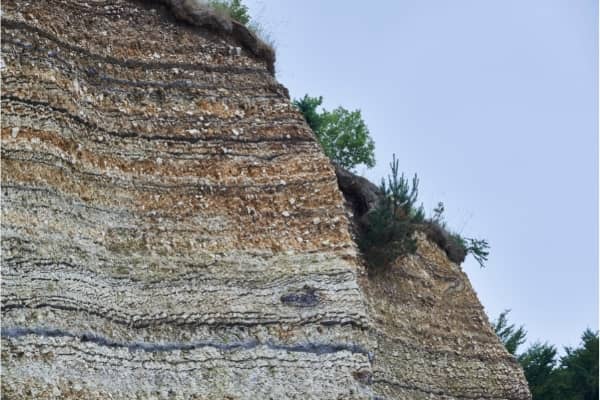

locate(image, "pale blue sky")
(245, 0), (598, 351)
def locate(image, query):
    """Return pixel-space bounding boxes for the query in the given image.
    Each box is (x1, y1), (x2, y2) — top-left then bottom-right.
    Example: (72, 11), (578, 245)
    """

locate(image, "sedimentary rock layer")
(1, 1), (371, 398)
(358, 235), (530, 399)
(335, 171), (531, 400)
(1, 0), (530, 399)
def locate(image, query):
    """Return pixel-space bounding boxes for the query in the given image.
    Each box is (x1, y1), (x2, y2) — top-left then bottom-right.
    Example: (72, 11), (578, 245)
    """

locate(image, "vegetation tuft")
(294, 95), (375, 171)
(207, 0), (276, 50)
(356, 154), (489, 271)
(207, 0), (251, 25)
(358, 155), (423, 270)
(424, 207), (490, 268)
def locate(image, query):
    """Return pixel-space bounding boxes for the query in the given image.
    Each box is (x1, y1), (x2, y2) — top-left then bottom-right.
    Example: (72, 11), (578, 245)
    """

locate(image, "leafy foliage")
(558, 329), (599, 400)
(294, 95), (323, 133)
(492, 310), (527, 355)
(208, 0), (250, 25)
(427, 202), (490, 267)
(319, 108), (375, 170)
(294, 95), (375, 171)
(448, 233), (490, 268)
(518, 342), (562, 400)
(493, 311), (599, 400)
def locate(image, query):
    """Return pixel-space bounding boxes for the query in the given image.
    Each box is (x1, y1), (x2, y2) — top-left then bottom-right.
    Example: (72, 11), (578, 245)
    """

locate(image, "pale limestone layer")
(1, 0), (529, 399)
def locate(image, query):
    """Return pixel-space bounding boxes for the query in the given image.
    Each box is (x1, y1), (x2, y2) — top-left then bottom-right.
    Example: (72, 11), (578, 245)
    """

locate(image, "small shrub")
(358, 194), (417, 270)
(356, 155), (490, 271)
(358, 154), (423, 270)
(424, 202), (490, 267)
(462, 237), (490, 268)
(208, 0), (250, 25)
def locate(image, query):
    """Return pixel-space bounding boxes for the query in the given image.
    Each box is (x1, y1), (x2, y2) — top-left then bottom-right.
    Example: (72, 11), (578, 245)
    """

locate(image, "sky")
(245, 0), (599, 352)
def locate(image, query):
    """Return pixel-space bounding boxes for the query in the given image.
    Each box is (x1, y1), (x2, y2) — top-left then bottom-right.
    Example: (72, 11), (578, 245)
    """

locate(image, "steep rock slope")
(336, 171), (531, 400)
(1, 1), (529, 399)
(359, 236), (530, 399)
(1, 1), (371, 398)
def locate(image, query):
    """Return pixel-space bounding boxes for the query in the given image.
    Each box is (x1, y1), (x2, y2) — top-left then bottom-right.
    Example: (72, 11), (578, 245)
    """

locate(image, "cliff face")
(334, 171), (531, 400)
(1, 1), (529, 399)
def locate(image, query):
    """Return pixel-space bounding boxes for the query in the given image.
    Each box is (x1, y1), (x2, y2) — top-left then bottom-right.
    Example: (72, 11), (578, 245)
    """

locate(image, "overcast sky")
(244, 0), (598, 351)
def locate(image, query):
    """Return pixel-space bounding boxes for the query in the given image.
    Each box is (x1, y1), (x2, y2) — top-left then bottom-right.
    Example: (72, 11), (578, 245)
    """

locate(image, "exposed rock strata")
(1, 1), (530, 399)
(359, 235), (530, 399)
(335, 169), (530, 399)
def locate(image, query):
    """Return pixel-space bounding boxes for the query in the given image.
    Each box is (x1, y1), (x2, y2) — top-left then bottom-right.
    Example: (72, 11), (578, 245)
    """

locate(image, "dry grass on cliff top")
(160, 0), (276, 73)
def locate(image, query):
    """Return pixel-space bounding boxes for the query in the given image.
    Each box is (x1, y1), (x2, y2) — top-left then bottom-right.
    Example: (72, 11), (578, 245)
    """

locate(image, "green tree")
(492, 309), (527, 355)
(379, 154), (424, 223)
(294, 95), (324, 133)
(518, 342), (562, 400)
(559, 329), (599, 400)
(492, 311), (599, 400)
(294, 94), (375, 171)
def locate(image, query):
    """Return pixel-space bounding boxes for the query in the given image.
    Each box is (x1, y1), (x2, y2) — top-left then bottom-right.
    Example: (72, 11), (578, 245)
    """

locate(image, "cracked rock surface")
(1, 1), (529, 399)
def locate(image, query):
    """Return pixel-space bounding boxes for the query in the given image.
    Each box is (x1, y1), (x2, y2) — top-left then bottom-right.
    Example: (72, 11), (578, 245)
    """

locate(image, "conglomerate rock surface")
(358, 235), (530, 399)
(1, 1), (530, 399)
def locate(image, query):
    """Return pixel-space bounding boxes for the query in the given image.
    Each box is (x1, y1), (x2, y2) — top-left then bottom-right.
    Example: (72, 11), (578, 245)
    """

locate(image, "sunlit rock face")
(1, 1), (529, 399)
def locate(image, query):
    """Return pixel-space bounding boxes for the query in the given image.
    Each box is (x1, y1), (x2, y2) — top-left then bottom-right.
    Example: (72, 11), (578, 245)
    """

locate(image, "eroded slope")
(360, 235), (530, 399)
(1, 1), (530, 399)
